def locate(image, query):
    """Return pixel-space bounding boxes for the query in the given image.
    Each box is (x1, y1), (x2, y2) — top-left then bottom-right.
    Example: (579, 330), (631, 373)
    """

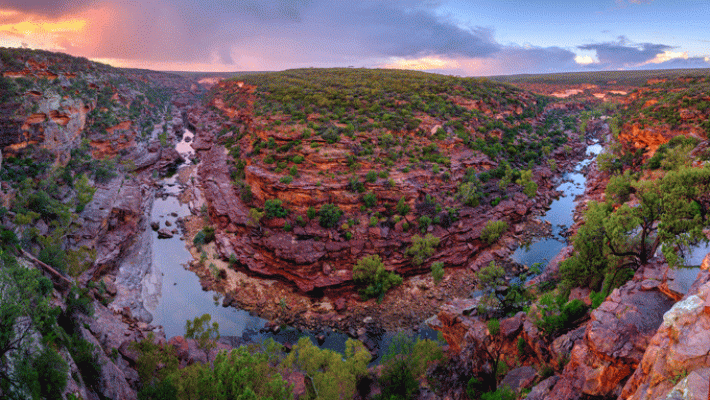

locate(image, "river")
(510, 143), (602, 269)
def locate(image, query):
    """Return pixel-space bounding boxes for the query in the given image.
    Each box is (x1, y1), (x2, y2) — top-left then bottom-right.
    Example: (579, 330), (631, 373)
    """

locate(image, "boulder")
(157, 228), (173, 238)
(527, 376), (560, 400)
(659, 369), (710, 400)
(500, 312), (524, 338)
(500, 366), (537, 392)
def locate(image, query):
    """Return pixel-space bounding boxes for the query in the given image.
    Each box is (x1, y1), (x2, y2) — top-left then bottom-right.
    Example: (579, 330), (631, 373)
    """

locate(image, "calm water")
(510, 143), (602, 267)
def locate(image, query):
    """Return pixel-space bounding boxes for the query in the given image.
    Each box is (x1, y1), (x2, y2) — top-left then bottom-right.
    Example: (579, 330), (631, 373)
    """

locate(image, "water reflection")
(510, 143), (602, 269)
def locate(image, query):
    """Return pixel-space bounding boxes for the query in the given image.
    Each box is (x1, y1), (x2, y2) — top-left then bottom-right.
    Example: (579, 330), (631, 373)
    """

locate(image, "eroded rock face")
(546, 263), (677, 400)
(621, 268), (710, 400)
(74, 177), (151, 274)
(2, 95), (87, 165)
(195, 124), (586, 292)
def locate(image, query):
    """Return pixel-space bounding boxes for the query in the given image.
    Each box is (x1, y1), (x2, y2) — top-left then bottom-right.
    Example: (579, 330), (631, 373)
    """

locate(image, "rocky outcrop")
(1, 94), (88, 165)
(431, 258), (703, 400)
(621, 263), (710, 399)
(546, 261), (678, 400)
(190, 75), (596, 294)
(166, 336), (232, 368)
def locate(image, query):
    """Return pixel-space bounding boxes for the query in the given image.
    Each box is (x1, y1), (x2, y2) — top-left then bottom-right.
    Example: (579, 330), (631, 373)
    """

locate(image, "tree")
(379, 333), (444, 400)
(516, 170), (537, 198)
(284, 337), (370, 400)
(0, 251), (64, 399)
(477, 261), (531, 316)
(396, 196), (411, 216)
(561, 165), (710, 292)
(458, 181), (482, 207)
(176, 346), (292, 400)
(185, 314), (220, 357)
(605, 170), (636, 205)
(263, 199), (288, 218)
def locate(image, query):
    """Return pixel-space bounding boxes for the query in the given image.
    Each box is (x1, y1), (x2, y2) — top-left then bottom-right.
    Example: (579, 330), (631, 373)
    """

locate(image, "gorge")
(2, 47), (710, 400)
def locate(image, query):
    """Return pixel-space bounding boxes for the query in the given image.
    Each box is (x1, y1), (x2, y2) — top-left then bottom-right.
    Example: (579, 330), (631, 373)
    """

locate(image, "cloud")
(383, 56), (459, 71)
(646, 50), (688, 64)
(635, 56), (710, 70)
(0, 0), (701, 76)
(0, 0), (501, 70)
(578, 36), (673, 67)
(574, 55), (597, 65)
(380, 45), (580, 77)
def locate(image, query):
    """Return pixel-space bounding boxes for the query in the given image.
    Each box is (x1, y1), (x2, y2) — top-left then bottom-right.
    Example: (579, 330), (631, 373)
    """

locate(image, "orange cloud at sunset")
(0, 0), (706, 74)
(0, 7), (92, 51)
(382, 56), (460, 71)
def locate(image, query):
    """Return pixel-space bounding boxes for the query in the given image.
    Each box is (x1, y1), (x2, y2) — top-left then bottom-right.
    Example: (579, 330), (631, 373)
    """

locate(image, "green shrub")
(193, 226), (215, 246)
(279, 175), (293, 184)
(292, 155), (304, 164)
(185, 314), (220, 355)
(481, 386), (516, 400)
(18, 346), (68, 400)
(605, 170), (636, 204)
(458, 181), (481, 207)
(348, 176), (365, 193)
(306, 206), (317, 220)
(480, 220), (508, 244)
(396, 196), (410, 216)
(158, 340), (291, 400)
(365, 170), (377, 183)
(533, 295), (588, 337)
(264, 199), (288, 218)
(406, 234), (440, 265)
(516, 170), (537, 198)
(352, 255), (402, 301)
(0, 228), (19, 250)
(590, 291), (607, 309)
(362, 192), (377, 208)
(418, 215), (432, 232)
(318, 204), (343, 228)
(39, 244), (67, 274)
(431, 261), (444, 284)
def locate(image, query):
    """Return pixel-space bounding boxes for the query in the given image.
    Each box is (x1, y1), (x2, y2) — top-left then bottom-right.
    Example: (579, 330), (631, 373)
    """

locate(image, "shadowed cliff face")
(0, 47), (208, 400)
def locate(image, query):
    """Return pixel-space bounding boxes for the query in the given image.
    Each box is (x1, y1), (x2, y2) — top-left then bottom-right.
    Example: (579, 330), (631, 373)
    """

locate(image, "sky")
(0, 0), (708, 76)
